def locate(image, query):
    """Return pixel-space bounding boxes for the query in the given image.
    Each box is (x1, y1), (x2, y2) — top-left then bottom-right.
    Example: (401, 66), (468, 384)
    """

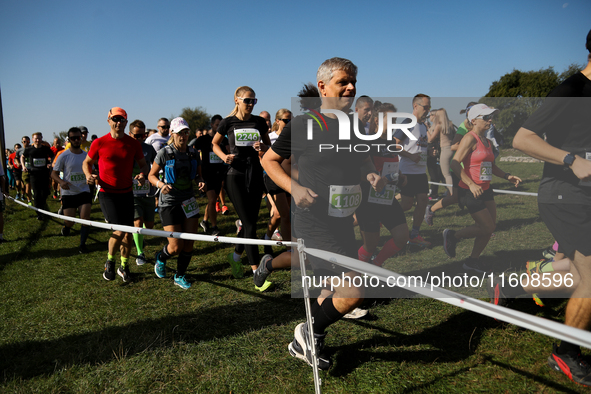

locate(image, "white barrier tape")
(6, 196), (294, 248)
(428, 181), (538, 197)
(303, 247), (591, 350)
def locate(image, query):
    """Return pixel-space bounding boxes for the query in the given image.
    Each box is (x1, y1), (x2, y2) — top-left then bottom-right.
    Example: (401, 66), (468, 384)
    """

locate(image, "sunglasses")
(416, 103), (431, 111)
(477, 114), (494, 121)
(110, 116), (127, 123)
(69, 136), (81, 141)
(237, 97), (258, 105)
(159, 125), (170, 129)
(280, 119), (291, 124)
(132, 133), (147, 139)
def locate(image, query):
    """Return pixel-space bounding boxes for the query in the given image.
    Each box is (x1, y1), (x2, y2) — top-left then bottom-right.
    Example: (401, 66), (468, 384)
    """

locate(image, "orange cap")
(108, 107), (127, 120)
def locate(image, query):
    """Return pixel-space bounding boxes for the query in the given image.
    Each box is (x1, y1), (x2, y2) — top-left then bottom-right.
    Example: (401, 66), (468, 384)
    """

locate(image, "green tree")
(52, 130), (68, 143)
(176, 107), (211, 140)
(480, 63), (582, 145)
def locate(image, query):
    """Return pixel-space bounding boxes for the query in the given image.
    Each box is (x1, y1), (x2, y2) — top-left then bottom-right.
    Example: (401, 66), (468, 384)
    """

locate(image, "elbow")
(512, 129), (526, 151)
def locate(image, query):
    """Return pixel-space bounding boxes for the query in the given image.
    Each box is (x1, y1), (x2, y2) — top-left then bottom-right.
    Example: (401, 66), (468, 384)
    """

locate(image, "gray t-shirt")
(154, 145), (200, 208)
(53, 150), (90, 196)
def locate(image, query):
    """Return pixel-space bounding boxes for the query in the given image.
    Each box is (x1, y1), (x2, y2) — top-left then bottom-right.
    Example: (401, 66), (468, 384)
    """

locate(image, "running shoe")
(60, 226), (71, 236)
(254, 280), (273, 292)
(117, 266), (130, 282)
(408, 235), (431, 248)
(271, 229), (283, 241)
(235, 219), (242, 235)
(53, 193), (59, 200)
(424, 205), (434, 226)
(288, 322), (332, 370)
(174, 274), (191, 289)
(200, 220), (210, 233)
(343, 307), (369, 319)
(28, 201), (32, 206)
(57, 206), (63, 215)
(443, 228), (457, 258)
(462, 258), (490, 274)
(487, 278), (508, 307)
(227, 252), (244, 279)
(221, 205), (229, 215)
(532, 293), (545, 307)
(103, 260), (116, 281)
(154, 252), (167, 278)
(542, 246), (557, 260)
(254, 254), (272, 288)
(526, 258), (553, 276)
(136, 253), (147, 266)
(216, 202), (221, 213)
(548, 343), (591, 386)
(15, 193), (20, 200)
(210, 226), (220, 236)
(79, 244), (89, 254)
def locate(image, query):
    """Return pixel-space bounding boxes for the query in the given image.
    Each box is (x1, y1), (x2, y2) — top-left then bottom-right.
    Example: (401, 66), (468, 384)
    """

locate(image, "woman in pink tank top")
(442, 104), (522, 273)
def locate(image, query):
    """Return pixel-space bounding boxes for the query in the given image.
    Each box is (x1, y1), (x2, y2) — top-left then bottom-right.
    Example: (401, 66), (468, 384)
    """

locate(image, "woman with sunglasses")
(443, 104), (522, 272)
(212, 86), (272, 290)
(149, 117), (205, 289)
(262, 109), (292, 253)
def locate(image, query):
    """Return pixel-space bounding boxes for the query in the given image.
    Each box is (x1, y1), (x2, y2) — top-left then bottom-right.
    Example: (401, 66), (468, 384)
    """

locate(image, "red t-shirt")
(51, 146), (64, 156)
(88, 132), (144, 193)
(8, 152), (20, 169)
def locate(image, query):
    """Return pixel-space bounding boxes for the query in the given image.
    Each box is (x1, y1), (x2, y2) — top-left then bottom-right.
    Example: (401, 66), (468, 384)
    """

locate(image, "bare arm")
(82, 155), (98, 185)
(212, 133), (234, 164)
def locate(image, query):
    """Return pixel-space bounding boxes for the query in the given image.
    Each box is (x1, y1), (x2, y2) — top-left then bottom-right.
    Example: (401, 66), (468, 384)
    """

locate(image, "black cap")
(586, 28), (591, 53)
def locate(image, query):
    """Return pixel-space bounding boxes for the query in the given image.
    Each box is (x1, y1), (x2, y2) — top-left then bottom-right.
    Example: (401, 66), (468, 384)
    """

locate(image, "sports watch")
(563, 153), (576, 168)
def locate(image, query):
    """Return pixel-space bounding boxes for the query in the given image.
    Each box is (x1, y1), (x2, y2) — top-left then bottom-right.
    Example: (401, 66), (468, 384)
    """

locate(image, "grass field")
(1, 155), (588, 393)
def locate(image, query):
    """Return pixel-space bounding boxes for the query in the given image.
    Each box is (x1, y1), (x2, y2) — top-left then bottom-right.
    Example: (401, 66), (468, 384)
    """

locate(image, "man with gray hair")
(262, 57), (386, 370)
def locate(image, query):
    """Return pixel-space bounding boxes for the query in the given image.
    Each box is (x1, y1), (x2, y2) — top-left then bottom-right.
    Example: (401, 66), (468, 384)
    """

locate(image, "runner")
(21, 132), (54, 220)
(212, 86), (273, 291)
(128, 120), (157, 265)
(195, 114), (227, 236)
(145, 118), (171, 152)
(8, 144), (22, 200)
(0, 162), (5, 242)
(51, 127), (92, 253)
(262, 57), (386, 370)
(16, 136), (32, 204)
(83, 107), (149, 282)
(148, 117), (206, 289)
(443, 104), (521, 272)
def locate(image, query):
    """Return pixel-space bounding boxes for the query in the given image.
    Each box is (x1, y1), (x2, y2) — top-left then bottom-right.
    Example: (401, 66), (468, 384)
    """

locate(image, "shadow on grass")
(0, 216), (53, 271)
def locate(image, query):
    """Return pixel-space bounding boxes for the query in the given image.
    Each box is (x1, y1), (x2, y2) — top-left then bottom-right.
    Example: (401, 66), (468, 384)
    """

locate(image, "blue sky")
(1, 0), (590, 149)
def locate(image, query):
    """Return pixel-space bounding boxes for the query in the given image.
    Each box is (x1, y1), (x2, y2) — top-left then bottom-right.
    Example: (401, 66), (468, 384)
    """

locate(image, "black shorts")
(203, 168), (226, 195)
(159, 204), (200, 227)
(13, 169), (22, 181)
(62, 192), (92, 210)
(400, 173), (429, 197)
(263, 173), (285, 195)
(356, 185), (406, 232)
(458, 186), (494, 214)
(538, 202), (591, 257)
(99, 191), (134, 226)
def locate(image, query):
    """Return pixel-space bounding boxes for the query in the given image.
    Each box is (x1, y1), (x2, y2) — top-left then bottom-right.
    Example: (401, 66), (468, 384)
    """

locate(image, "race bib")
(182, 197), (199, 218)
(328, 185), (362, 218)
(70, 172), (86, 184)
(382, 161), (399, 184)
(209, 151), (223, 164)
(33, 158), (46, 167)
(132, 178), (150, 196)
(480, 161), (492, 181)
(234, 128), (260, 147)
(579, 152), (591, 187)
(368, 184), (396, 205)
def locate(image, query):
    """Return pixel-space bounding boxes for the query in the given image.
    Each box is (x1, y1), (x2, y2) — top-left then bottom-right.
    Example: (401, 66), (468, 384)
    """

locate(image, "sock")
(265, 257), (275, 273)
(374, 239), (402, 266)
(108, 253), (114, 261)
(410, 226), (420, 239)
(557, 341), (580, 356)
(232, 252), (241, 262)
(120, 257), (129, 269)
(176, 251), (192, 276)
(80, 225), (89, 246)
(264, 233), (271, 240)
(133, 233), (144, 255)
(311, 296), (345, 334)
(552, 241), (559, 252)
(358, 245), (372, 262)
(160, 245), (172, 262)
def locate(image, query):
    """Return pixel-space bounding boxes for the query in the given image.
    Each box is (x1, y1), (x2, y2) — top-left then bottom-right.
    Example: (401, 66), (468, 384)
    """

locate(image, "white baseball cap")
(170, 117), (190, 134)
(468, 104), (497, 122)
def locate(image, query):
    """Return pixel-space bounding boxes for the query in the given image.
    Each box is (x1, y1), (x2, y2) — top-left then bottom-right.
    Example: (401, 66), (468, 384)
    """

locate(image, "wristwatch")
(563, 153), (576, 168)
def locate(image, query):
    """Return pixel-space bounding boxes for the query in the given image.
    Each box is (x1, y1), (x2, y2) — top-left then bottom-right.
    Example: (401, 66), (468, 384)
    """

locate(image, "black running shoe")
(200, 220), (210, 233)
(288, 323), (332, 370)
(210, 226), (220, 236)
(443, 228), (457, 258)
(117, 266), (130, 282)
(548, 343), (591, 386)
(103, 260), (116, 281)
(79, 244), (89, 254)
(60, 226), (71, 236)
(254, 254), (272, 288)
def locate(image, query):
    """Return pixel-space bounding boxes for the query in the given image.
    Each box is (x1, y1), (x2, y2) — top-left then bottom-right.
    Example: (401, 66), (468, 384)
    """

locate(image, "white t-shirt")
(145, 133), (170, 152)
(52, 150), (90, 196)
(395, 122), (429, 175)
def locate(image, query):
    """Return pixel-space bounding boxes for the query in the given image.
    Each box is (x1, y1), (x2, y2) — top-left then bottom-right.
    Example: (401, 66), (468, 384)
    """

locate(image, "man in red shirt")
(83, 107), (149, 282)
(50, 137), (64, 199)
